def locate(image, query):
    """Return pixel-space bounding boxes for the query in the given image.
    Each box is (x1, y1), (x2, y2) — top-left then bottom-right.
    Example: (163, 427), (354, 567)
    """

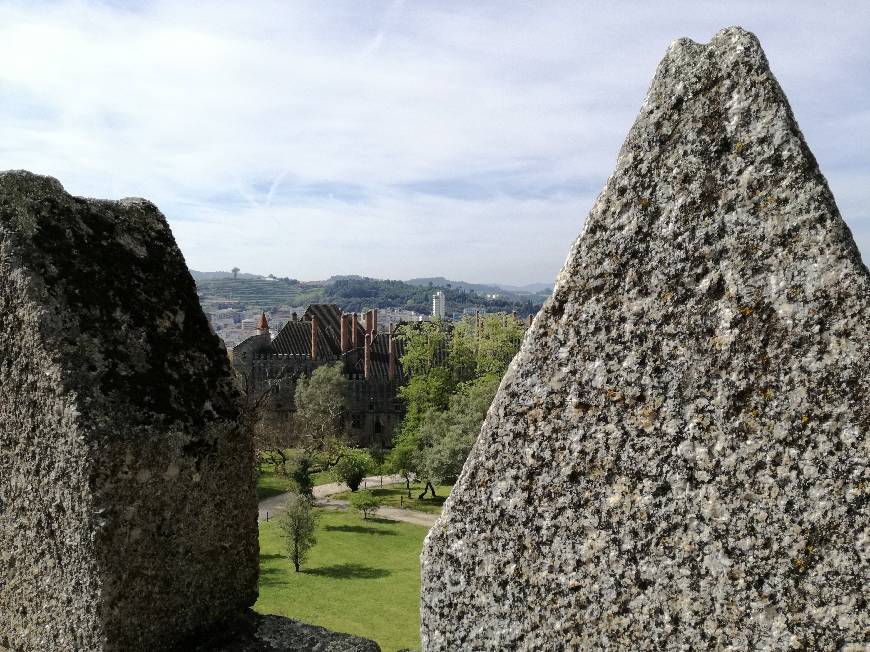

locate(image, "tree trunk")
(418, 480), (437, 499)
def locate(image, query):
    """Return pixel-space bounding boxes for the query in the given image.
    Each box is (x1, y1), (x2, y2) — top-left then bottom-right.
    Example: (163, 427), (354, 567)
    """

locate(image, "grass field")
(332, 482), (454, 515)
(256, 460), (332, 501)
(256, 508), (428, 651)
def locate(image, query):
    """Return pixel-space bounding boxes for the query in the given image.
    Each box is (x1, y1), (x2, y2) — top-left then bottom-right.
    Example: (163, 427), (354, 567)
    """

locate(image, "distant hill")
(323, 275), (366, 285)
(405, 277), (552, 299)
(493, 282), (552, 294)
(190, 269), (263, 281)
(321, 277), (543, 315)
(194, 272), (547, 316)
(405, 277), (503, 295)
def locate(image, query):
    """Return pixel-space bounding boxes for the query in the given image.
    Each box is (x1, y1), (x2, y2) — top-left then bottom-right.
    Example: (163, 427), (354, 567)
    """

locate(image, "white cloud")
(0, 0), (867, 283)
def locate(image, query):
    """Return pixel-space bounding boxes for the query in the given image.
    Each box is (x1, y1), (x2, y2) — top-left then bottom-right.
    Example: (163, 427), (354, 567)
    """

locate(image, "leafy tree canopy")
(350, 490), (382, 519)
(293, 362), (347, 456)
(387, 313), (523, 483)
(279, 493), (318, 572)
(332, 446), (373, 492)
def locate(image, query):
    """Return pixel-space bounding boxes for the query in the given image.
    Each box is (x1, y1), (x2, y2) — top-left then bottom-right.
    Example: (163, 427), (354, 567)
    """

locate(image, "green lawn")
(332, 482), (453, 515)
(256, 462), (292, 500)
(256, 459), (333, 501)
(256, 509), (427, 651)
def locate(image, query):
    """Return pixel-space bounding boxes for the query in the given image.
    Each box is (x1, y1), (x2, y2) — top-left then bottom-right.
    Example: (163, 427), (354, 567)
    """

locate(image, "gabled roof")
(270, 320), (312, 357)
(304, 304), (342, 332)
(303, 304), (342, 358)
(269, 304), (370, 361)
(266, 304), (407, 380)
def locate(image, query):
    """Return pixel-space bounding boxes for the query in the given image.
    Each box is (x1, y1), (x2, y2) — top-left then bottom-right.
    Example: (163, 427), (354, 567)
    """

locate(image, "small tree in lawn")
(351, 490), (381, 520)
(290, 451), (314, 498)
(332, 446), (372, 492)
(279, 493), (317, 572)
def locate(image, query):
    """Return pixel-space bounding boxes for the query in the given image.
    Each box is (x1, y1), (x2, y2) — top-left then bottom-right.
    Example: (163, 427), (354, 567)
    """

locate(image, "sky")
(0, 1), (867, 285)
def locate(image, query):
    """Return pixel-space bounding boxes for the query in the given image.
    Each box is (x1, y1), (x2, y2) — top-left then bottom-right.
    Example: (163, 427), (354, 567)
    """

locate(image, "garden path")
(258, 474), (439, 528)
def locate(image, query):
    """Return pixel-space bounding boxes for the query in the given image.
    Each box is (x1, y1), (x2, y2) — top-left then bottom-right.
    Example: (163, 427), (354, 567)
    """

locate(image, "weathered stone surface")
(421, 27), (869, 650)
(180, 610), (381, 651)
(0, 171), (258, 651)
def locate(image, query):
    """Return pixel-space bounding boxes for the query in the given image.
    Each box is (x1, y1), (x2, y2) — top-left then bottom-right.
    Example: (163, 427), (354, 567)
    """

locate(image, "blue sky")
(0, 1), (867, 284)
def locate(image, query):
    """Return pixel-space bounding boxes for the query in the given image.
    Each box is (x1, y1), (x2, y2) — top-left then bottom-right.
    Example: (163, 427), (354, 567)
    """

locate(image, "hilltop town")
(195, 269), (549, 348)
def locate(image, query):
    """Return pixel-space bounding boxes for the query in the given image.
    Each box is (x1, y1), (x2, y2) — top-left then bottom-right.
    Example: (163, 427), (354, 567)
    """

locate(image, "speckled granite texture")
(421, 27), (869, 651)
(179, 611), (381, 651)
(0, 171), (258, 651)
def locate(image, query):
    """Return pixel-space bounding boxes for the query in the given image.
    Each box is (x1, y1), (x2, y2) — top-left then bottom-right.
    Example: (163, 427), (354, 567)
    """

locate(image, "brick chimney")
(365, 309), (373, 335)
(372, 309), (378, 335)
(388, 324), (397, 381)
(340, 313), (350, 353)
(352, 312), (358, 348)
(364, 332), (372, 379)
(310, 316), (318, 360)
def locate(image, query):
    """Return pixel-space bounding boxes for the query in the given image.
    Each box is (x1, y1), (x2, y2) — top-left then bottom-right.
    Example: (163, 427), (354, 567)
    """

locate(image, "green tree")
(473, 314), (525, 376)
(448, 313), (525, 378)
(388, 437), (417, 498)
(350, 490), (382, 519)
(332, 446), (373, 492)
(388, 313), (522, 494)
(419, 374), (501, 484)
(290, 451), (314, 497)
(291, 362), (347, 488)
(386, 320), (454, 485)
(398, 319), (450, 376)
(279, 493), (318, 572)
(250, 363), (347, 485)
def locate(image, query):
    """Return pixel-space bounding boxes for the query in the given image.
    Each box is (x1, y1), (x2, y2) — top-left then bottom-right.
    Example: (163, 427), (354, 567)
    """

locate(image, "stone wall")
(421, 28), (869, 650)
(0, 171), (258, 651)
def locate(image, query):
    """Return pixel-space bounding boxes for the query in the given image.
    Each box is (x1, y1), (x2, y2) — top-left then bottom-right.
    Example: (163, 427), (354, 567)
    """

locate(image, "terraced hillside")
(195, 278), (323, 309)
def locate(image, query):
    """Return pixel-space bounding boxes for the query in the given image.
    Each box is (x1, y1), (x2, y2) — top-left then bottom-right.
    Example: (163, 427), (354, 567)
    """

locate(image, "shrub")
(350, 490), (382, 519)
(332, 447), (373, 492)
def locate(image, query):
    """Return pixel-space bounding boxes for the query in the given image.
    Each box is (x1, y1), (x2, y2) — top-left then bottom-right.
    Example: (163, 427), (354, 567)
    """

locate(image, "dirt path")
(259, 474), (432, 525)
(309, 496), (439, 527)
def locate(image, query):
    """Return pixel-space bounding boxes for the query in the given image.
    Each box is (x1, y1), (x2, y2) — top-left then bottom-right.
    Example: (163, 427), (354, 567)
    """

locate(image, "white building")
(432, 290), (447, 319)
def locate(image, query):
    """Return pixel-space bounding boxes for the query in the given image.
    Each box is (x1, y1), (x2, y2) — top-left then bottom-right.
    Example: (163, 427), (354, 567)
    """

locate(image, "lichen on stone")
(0, 172), (258, 651)
(421, 27), (869, 650)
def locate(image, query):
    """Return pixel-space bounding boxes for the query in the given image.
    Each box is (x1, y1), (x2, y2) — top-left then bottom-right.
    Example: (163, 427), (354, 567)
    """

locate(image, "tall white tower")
(432, 290), (446, 319)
